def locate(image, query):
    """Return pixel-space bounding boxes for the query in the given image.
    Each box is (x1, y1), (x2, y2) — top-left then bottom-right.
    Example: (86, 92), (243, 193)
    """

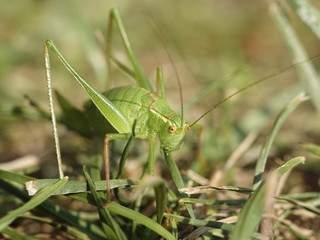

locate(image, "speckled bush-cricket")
(44, 8), (200, 217)
(43, 8), (320, 219)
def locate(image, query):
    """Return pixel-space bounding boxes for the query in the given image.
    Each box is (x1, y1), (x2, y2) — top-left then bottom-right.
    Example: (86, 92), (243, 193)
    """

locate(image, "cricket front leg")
(148, 131), (157, 176)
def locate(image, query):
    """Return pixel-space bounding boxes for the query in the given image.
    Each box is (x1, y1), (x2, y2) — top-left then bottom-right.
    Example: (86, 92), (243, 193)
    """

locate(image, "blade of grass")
(286, 0), (320, 39)
(0, 179), (106, 240)
(164, 213), (262, 239)
(107, 202), (175, 240)
(25, 178), (139, 196)
(179, 185), (252, 195)
(0, 177), (68, 231)
(279, 192), (320, 199)
(252, 92), (308, 190)
(1, 226), (43, 240)
(274, 156), (305, 176)
(83, 166), (125, 240)
(301, 143), (320, 158)
(230, 183), (266, 240)
(0, 169), (34, 184)
(270, 2), (320, 114)
(68, 190), (175, 240)
(277, 196), (320, 215)
(163, 150), (195, 218)
(181, 198), (247, 206)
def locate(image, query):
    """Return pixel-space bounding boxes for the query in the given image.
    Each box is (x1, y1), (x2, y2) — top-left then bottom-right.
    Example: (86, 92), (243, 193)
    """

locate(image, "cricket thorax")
(146, 93), (191, 151)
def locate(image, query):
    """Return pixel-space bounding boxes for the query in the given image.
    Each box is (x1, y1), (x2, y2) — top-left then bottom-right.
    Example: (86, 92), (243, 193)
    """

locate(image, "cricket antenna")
(190, 54), (320, 127)
(143, 14), (184, 127)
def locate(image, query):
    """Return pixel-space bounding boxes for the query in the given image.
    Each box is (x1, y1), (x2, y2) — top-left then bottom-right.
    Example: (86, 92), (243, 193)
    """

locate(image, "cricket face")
(159, 120), (191, 152)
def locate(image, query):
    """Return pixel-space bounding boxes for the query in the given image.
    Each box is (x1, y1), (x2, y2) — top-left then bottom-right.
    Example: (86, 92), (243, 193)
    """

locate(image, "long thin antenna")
(143, 14), (184, 127)
(190, 54), (320, 127)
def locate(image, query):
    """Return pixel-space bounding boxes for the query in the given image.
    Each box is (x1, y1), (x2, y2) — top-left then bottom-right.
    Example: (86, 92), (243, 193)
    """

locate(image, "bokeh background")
(1, 0), (320, 202)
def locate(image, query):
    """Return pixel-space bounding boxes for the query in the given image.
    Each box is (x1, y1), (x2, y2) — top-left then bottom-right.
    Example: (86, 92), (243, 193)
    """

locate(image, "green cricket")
(43, 8), (319, 218)
(44, 8), (200, 216)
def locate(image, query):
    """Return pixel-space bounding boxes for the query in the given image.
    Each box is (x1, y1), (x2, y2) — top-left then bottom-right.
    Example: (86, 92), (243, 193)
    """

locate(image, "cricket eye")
(168, 126), (176, 133)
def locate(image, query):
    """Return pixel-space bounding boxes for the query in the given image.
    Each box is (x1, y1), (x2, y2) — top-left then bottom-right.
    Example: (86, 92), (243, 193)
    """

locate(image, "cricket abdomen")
(105, 86), (150, 136)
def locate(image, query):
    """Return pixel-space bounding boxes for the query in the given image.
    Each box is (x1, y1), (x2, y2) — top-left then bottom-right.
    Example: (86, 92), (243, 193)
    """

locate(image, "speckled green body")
(85, 86), (190, 150)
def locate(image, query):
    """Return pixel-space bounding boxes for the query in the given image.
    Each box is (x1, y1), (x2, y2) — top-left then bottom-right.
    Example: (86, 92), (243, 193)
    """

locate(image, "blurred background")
(1, 0), (320, 190)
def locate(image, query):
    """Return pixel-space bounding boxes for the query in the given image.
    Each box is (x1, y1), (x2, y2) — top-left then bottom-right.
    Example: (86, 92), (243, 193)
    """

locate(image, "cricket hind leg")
(106, 8), (153, 91)
(43, 41), (64, 179)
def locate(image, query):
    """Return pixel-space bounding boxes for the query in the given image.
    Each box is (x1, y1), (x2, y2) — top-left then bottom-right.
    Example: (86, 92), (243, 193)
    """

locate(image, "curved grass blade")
(164, 213), (262, 239)
(230, 183), (266, 240)
(83, 166), (124, 240)
(252, 92), (308, 190)
(274, 156), (305, 176)
(107, 202), (175, 240)
(301, 143), (320, 158)
(0, 179), (106, 240)
(286, 0), (320, 39)
(1, 227), (43, 240)
(277, 196), (320, 215)
(163, 150), (195, 218)
(0, 169), (34, 184)
(0, 177), (68, 231)
(270, 2), (320, 114)
(129, 175), (167, 224)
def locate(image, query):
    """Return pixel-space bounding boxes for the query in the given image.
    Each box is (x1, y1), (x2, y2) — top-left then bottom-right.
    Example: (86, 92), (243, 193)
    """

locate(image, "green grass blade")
(45, 40), (131, 133)
(1, 227), (43, 240)
(0, 169), (34, 184)
(107, 202), (175, 240)
(163, 151), (195, 218)
(230, 183), (266, 240)
(252, 92), (308, 189)
(0, 177), (68, 231)
(277, 196), (320, 215)
(154, 184), (167, 224)
(287, 0), (320, 39)
(164, 213), (264, 239)
(180, 185), (252, 195)
(0, 179), (106, 240)
(131, 175), (167, 224)
(274, 156), (305, 176)
(301, 143), (320, 158)
(270, 2), (320, 114)
(181, 198), (247, 206)
(25, 178), (138, 196)
(83, 166), (124, 240)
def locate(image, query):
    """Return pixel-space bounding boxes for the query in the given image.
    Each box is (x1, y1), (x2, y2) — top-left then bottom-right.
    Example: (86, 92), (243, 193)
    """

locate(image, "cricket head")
(159, 115), (191, 152)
